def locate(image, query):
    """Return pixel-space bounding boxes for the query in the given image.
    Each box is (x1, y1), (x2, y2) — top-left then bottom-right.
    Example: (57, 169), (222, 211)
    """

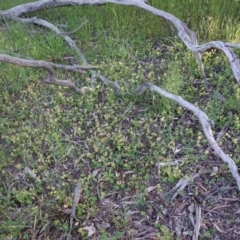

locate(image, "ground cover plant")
(0, 0), (240, 239)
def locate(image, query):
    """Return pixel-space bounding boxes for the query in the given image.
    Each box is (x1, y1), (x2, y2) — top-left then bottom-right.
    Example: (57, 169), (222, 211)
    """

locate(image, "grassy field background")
(0, 0), (240, 239)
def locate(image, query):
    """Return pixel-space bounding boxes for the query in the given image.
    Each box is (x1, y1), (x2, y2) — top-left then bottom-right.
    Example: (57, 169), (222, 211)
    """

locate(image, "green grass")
(0, 0), (240, 238)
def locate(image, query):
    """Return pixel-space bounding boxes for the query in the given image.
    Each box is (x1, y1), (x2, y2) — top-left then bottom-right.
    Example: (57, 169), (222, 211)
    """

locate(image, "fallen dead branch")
(0, 54), (94, 94)
(135, 83), (240, 191)
(2, 0), (240, 83)
(1, 0), (240, 193)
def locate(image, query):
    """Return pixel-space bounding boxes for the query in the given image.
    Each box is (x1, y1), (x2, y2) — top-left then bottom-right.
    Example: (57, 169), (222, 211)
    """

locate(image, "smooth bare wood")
(0, 54), (93, 94)
(136, 83), (240, 191)
(1, 0), (240, 191)
(2, 0), (240, 83)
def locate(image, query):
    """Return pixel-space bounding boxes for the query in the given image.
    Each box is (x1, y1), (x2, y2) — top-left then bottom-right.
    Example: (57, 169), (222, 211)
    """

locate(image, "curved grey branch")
(1, 0), (240, 83)
(0, 54), (93, 94)
(1, 0), (240, 190)
(136, 82), (240, 190)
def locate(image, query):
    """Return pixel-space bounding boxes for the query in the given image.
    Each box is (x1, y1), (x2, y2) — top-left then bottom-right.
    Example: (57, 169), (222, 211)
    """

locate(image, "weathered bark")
(0, 54), (94, 94)
(2, 0), (240, 83)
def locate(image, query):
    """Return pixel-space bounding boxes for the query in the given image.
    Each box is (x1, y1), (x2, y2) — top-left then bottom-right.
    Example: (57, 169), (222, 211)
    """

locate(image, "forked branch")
(135, 83), (240, 191)
(0, 54), (94, 94)
(2, 0), (240, 83)
(1, 0), (240, 191)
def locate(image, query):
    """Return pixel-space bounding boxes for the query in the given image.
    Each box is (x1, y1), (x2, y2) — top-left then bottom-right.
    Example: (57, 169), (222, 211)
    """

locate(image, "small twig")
(215, 112), (233, 143)
(67, 179), (82, 240)
(193, 205), (202, 240)
(168, 173), (200, 201)
(69, 19), (89, 35)
(50, 19), (89, 38)
(212, 222), (226, 233)
(202, 208), (232, 216)
(209, 204), (232, 212)
(204, 186), (234, 201)
(0, 54), (94, 94)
